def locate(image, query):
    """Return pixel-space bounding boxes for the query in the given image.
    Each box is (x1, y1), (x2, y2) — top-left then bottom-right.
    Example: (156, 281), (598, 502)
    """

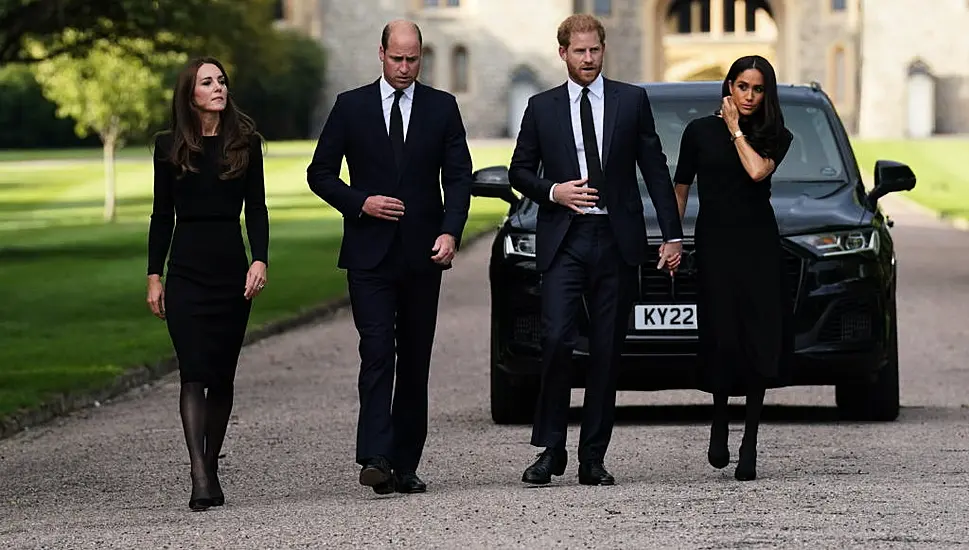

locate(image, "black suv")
(471, 81), (916, 425)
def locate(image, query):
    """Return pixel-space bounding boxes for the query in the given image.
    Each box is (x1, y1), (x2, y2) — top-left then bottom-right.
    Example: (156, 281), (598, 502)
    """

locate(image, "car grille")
(819, 297), (874, 343)
(512, 313), (542, 345)
(639, 244), (803, 306)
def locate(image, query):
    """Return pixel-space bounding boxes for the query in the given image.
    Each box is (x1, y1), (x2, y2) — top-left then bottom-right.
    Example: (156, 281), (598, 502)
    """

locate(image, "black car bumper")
(491, 243), (892, 390)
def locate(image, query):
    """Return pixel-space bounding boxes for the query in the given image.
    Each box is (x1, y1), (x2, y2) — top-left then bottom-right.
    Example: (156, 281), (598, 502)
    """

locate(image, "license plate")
(633, 304), (697, 330)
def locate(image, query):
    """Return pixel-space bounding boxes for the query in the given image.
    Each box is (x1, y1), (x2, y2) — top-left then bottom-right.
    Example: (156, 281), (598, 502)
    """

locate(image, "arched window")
(451, 45), (469, 93)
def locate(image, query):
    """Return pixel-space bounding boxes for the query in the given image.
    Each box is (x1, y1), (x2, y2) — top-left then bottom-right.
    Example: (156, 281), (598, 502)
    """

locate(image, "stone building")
(275, 0), (969, 139)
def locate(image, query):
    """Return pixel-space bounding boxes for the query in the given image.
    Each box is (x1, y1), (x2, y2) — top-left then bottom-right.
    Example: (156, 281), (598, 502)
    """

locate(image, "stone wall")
(857, 0), (969, 138)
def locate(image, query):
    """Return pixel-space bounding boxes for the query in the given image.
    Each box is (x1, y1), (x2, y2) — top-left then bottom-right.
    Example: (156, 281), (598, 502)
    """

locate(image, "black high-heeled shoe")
(734, 441), (757, 481)
(708, 422), (730, 469)
(210, 458), (225, 507)
(189, 470), (216, 511)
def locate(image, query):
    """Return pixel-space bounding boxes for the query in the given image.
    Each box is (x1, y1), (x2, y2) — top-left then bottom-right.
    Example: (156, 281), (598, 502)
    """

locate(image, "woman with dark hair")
(672, 55), (794, 481)
(146, 57), (269, 510)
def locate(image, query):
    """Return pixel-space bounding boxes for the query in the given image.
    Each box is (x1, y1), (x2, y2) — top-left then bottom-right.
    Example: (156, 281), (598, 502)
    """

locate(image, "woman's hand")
(147, 275), (165, 319)
(721, 97), (741, 134)
(244, 260), (267, 300)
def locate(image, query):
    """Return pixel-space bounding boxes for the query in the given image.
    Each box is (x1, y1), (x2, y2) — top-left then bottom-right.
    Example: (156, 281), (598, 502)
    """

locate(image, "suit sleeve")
(439, 96), (473, 248)
(306, 93), (369, 218)
(245, 135), (269, 265)
(147, 134), (175, 277)
(508, 98), (556, 204)
(635, 87), (684, 241)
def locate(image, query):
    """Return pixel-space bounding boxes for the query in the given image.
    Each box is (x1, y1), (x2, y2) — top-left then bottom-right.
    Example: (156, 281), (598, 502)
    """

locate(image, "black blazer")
(508, 78), (683, 272)
(307, 79), (473, 271)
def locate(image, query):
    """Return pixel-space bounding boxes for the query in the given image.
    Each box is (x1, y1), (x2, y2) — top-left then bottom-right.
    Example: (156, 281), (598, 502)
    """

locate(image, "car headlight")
(788, 228), (879, 257)
(503, 233), (536, 258)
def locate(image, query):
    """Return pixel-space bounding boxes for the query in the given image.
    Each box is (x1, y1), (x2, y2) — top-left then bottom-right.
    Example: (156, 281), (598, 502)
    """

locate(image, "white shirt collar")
(567, 73), (604, 103)
(380, 77), (415, 101)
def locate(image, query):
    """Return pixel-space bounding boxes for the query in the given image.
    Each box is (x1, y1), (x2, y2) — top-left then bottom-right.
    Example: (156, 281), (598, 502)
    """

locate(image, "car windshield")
(644, 97), (848, 183)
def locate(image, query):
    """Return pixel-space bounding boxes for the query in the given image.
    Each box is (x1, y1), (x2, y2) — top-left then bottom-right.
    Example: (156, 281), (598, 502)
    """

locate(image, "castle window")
(594, 0), (612, 16)
(451, 45), (469, 93)
(422, 46), (435, 86)
(831, 0), (846, 10)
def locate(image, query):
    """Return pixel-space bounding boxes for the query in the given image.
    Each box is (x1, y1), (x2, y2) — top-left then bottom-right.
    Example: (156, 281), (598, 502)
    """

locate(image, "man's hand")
(656, 241), (682, 273)
(552, 178), (598, 213)
(431, 233), (456, 266)
(362, 195), (405, 221)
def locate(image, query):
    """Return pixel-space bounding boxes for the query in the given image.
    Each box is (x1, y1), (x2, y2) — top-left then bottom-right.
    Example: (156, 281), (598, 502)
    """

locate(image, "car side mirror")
(471, 165), (518, 205)
(868, 160), (916, 208)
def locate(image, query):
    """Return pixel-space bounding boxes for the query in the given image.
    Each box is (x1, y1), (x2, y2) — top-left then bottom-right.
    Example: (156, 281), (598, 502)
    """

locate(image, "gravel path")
(2, 194), (968, 549)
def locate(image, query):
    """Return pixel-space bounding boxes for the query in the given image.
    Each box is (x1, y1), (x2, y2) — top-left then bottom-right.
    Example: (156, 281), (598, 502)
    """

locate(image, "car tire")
(490, 361), (539, 425)
(835, 296), (900, 422)
(489, 321), (540, 425)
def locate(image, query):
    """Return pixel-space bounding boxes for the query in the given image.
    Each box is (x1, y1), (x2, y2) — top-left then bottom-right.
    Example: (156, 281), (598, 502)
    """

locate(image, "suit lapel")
(554, 83), (581, 179)
(601, 78), (620, 171)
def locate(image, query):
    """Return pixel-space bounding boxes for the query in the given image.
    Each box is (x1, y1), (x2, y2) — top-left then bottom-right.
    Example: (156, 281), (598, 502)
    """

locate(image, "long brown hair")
(163, 57), (258, 180)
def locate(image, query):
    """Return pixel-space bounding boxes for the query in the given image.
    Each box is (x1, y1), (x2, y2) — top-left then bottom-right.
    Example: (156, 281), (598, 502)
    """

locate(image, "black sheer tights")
(180, 381), (234, 509)
(707, 384), (766, 481)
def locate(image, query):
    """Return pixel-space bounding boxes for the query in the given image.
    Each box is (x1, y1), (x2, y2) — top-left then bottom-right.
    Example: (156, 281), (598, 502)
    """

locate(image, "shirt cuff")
(665, 238), (683, 242)
(548, 183), (557, 203)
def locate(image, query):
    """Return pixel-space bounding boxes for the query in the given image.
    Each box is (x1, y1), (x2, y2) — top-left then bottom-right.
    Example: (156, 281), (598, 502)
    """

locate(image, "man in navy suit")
(509, 14), (684, 486)
(307, 20), (473, 495)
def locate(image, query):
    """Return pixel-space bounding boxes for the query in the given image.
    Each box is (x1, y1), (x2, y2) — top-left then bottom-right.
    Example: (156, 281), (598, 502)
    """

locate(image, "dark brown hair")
(162, 57), (258, 180)
(557, 14), (606, 48)
(721, 55), (786, 159)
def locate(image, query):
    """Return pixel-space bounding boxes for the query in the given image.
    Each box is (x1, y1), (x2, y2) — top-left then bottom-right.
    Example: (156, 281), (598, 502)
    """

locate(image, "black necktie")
(580, 87), (605, 208)
(389, 89), (405, 168)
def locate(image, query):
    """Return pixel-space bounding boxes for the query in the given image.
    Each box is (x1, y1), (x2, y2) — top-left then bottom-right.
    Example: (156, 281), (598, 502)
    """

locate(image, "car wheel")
(490, 362), (540, 425)
(489, 322), (539, 425)
(835, 297), (900, 422)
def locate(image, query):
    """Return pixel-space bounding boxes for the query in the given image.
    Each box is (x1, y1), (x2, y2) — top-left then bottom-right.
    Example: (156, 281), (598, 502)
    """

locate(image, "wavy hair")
(160, 57), (258, 180)
(721, 55), (786, 159)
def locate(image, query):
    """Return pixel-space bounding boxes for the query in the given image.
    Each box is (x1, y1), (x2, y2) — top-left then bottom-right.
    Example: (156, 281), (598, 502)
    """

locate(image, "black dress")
(147, 133), (269, 386)
(673, 115), (794, 396)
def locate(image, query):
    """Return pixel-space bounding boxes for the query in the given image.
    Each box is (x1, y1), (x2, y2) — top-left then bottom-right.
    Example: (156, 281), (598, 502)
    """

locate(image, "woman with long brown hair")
(672, 55), (794, 482)
(146, 57), (269, 510)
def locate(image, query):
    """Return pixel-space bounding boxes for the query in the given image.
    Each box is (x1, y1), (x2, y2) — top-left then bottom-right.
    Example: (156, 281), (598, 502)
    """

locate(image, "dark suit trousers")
(347, 230), (442, 473)
(531, 214), (637, 462)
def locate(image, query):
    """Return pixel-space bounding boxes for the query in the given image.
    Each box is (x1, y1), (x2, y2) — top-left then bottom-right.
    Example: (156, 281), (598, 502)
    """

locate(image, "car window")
(641, 97), (848, 184)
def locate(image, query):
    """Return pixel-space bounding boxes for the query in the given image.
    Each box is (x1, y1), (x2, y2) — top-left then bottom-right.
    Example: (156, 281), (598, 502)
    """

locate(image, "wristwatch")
(731, 130), (744, 141)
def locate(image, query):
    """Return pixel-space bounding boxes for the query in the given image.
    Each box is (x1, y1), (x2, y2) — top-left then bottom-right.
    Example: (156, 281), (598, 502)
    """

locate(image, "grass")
(0, 140), (514, 420)
(851, 137), (969, 219)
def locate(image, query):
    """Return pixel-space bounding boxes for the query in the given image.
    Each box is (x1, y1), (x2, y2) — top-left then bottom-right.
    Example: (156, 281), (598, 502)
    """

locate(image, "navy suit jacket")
(508, 77), (683, 272)
(307, 79), (473, 271)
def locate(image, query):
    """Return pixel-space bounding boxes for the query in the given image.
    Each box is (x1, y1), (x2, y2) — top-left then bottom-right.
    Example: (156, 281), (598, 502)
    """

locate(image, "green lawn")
(851, 137), (969, 219)
(0, 141), (514, 420)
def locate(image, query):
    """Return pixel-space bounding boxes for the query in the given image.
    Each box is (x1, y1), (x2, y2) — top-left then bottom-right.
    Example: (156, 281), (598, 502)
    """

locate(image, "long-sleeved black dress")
(673, 115), (794, 396)
(147, 133), (269, 386)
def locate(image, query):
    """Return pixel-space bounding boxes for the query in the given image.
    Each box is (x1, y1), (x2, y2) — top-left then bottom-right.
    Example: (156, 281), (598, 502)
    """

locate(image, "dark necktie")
(580, 87), (605, 208)
(389, 89), (405, 168)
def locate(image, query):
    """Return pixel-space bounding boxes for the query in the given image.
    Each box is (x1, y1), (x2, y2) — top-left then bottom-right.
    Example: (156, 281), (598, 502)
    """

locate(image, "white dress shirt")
(548, 74), (682, 243)
(549, 74), (608, 214)
(379, 77), (414, 139)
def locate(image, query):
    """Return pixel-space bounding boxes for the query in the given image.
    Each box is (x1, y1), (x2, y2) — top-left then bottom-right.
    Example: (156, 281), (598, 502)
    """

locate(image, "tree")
(31, 32), (185, 222)
(0, 0), (252, 65)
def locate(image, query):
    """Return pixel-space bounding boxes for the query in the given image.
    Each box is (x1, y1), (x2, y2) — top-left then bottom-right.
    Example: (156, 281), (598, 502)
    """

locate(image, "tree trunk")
(102, 135), (117, 223)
